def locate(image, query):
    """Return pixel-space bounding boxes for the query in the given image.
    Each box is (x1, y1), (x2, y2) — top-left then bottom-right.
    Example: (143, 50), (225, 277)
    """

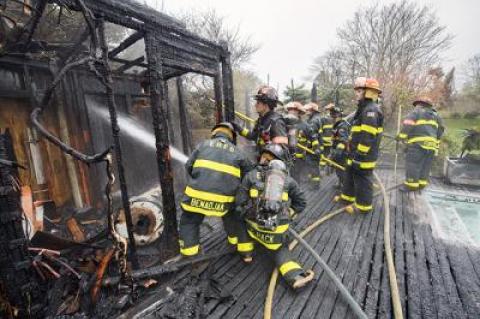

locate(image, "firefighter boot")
(291, 270), (315, 289)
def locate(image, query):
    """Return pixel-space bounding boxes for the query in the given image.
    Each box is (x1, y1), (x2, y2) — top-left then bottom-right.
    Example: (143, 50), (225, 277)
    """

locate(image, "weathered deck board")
(128, 168), (480, 319)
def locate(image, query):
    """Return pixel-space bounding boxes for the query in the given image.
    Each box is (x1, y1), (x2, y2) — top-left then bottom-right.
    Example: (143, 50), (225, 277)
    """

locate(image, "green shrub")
(464, 111), (480, 119)
(450, 112), (462, 119)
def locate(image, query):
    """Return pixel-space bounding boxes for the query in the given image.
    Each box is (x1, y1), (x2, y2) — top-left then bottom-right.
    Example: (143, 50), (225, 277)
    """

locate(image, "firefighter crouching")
(397, 96), (444, 192)
(179, 122), (254, 262)
(304, 102), (323, 184)
(335, 77), (384, 214)
(231, 85), (288, 151)
(284, 101), (311, 183)
(329, 106), (350, 189)
(235, 144), (315, 289)
(319, 103), (335, 175)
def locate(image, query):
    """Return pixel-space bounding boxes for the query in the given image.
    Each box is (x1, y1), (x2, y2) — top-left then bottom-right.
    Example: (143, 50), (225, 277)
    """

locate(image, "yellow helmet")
(354, 77), (381, 92)
(285, 101), (305, 114)
(304, 102), (319, 112)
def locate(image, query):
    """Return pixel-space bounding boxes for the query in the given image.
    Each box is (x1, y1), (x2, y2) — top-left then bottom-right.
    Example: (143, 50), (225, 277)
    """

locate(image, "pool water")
(425, 190), (480, 245)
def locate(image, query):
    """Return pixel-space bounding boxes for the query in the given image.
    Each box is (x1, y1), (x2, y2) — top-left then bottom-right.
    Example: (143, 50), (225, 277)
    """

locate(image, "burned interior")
(0, 0), (236, 317)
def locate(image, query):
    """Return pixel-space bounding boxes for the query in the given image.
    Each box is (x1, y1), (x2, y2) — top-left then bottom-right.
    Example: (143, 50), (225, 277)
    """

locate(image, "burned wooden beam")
(115, 56), (145, 73)
(213, 72), (224, 123)
(176, 76), (193, 154)
(221, 47), (235, 122)
(111, 56), (148, 68)
(108, 31), (144, 59)
(144, 31), (179, 258)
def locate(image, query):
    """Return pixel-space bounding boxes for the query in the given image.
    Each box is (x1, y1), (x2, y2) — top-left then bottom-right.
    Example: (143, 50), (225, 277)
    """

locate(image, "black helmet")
(329, 106), (343, 116)
(211, 122), (236, 143)
(253, 85), (283, 106)
(261, 143), (288, 162)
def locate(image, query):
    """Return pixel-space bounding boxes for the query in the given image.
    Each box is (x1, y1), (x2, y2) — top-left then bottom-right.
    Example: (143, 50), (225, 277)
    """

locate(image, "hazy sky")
(146, 0), (480, 91)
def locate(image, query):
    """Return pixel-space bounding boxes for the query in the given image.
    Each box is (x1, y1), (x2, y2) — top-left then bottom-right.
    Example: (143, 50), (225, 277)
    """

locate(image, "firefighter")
(318, 103), (335, 174)
(284, 102), (311, 183)
(335, 77), (384, 214)
(304, 102), (323, 184)
(178, 122), (254, 262)
(235, 144), (315, 289)
(329, 106), (350, 189)
(397, 96), (444, 191)
(231, 85), (288, 151)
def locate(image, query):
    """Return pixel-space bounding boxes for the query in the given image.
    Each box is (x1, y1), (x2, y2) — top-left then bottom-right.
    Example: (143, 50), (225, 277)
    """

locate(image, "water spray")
(89, 104), (188, 164)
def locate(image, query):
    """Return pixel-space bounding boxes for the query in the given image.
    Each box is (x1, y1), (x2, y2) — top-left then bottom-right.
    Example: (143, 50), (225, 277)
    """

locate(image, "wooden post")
(220, 46), (235, 122)
(176, 76), (192, 154)
(144, 31), (179, 257)
(213, 71), (223, 123)
(163, 80), (175, 143)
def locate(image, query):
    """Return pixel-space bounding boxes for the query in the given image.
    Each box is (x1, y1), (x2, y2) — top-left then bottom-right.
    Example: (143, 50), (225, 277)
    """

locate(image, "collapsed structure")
(0, 0), (236, 316)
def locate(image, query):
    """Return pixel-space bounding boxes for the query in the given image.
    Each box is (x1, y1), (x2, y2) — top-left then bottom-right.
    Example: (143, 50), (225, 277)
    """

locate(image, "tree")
(311, 0), (452, 121)
(283, 82), (310, 104)
(177, 8), (260, 68)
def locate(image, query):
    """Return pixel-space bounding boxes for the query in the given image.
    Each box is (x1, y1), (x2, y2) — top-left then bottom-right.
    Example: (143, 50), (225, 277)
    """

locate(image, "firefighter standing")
(284, 102), (311, 183)
(179, 123), (254, 261)
(318, 103), (335, 174)
(232, 85), (288, 151)
(304, 102), (323, 184)
(397, 96), (444, 191)
(235, 144), (314, 289)
(336, 77), (384, 214)
(329, 106), (350, 189)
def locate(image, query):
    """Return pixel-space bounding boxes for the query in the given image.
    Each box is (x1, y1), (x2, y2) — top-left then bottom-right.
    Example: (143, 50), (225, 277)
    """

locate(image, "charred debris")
(0, 0), (235, 317)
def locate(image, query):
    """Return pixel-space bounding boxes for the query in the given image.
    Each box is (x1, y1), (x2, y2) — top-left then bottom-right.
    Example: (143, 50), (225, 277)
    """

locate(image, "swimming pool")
(425, 189), (480, 245)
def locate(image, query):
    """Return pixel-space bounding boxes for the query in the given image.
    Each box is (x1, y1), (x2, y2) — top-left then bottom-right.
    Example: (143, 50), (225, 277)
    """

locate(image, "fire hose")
(263, 182), (403, 319)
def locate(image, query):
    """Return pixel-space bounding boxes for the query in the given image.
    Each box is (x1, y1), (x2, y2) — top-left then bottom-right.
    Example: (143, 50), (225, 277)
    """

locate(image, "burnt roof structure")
(1, 0), (235, 268)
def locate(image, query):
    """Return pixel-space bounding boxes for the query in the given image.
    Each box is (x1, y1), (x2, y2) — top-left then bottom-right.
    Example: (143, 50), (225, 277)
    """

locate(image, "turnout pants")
(405, 144), (435, 190)
(245, 219), (304, 286)
(340, 165), (374, 213)
(179, 209), (253, 256)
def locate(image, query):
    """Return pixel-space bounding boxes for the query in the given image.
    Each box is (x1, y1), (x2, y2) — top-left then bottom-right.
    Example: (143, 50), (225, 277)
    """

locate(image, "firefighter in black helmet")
(231, 85), (289, 151)
(235, 144), (315, 289)
(397, 96), (444, 191)
(178, 122), (254, 262)
(335, 77), (384, 214)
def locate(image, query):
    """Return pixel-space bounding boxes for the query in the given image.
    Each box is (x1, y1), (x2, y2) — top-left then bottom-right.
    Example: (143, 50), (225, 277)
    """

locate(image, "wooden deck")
(136, 168), (480, 318)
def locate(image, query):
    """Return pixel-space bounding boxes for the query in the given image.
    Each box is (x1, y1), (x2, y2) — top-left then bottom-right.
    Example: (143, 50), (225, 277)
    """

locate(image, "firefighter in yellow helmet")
(397, 96), (444, 191)
(304, 102), (324, 184)
(235, 144), (314, 289)
(335, 77), (384, 214)
(179, 123), (254, 262)
(284, 102), (311, 183)
(318, 103), (335, 174)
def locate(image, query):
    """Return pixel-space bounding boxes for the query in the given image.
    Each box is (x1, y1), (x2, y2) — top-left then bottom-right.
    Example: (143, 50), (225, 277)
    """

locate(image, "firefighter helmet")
(413, 96), (433, 106)
(261, 144), (288, 162)
(254, 85), (283, 106)
(211, 122), (236, 142)
(285, 101), (305, 114)
(324, 103), (335, 111)
(329, 105), (343, 116)
(304, 102), (319, 112)
(354, 77), (382, 93)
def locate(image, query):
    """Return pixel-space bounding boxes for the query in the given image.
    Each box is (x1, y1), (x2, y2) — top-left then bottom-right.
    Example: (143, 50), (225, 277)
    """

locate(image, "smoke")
(90, 105), (188, 164)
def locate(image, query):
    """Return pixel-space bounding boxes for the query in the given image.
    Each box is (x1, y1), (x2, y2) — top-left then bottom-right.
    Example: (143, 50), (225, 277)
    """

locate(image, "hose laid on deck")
(373, 172), (404, 319)
(288, 228), (368, 319)
(263, 183), (402, 319)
